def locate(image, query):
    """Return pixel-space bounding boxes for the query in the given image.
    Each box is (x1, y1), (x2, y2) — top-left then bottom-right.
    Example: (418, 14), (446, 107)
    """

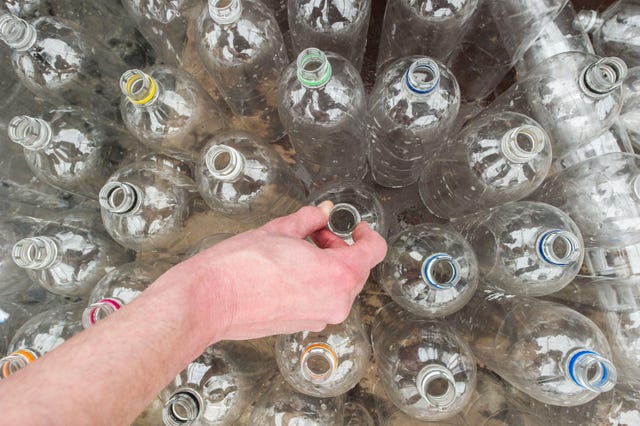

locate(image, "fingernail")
(317, 200), (333, 219)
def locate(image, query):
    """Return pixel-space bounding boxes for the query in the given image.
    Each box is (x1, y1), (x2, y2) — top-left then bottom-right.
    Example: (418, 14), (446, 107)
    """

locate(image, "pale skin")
(0, 201), (387, 425)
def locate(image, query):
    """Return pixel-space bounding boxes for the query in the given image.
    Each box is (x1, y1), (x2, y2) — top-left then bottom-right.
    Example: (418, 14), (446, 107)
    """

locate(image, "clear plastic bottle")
(418, 112), (552, 219)
(277, 48), (368, 185)
(454, 289), (617, 406)
(119, 66), (227, 162)
(308, 181), (387, 243)
(249, 374), (345, 425)
(530, 152), (640, 248)
(576, 1), (640, 68)
(372, 303), (476, 422)
(482, 52), (627, 159)
(516, 2), (594, 76)
(0, 13), (125, 116)
(378, 224), (478, 318)
(161, 340), (272, 426)
(448, 0), (567, 101)
(377, 0), (477, 70)
(620, 65), (640, 149)
(275, 307), (370, 398)
(0, 295), (51, 356)
(11, 211), (134, 297)
(7, 107), (131, 199)
(288, 0), (371, 71)
(82, 259), (175, 329)
(195, 131), (305, 224)
(368, 56), (460, 188)
(196, 0), (288, 142)
(0, 304), (83, 378)
(451, 201), (583, 297)
(344, 400), (375, 426)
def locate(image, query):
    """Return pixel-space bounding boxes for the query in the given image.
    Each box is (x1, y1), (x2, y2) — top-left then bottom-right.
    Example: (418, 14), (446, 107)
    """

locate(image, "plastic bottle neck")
(327, 203), (362, 239)
(580, 57), (627, 96)
(574, 10), (604, 34)
(565, 349), (617, 392)
(163, 389), (203, 425)
(0, 349), (38, 378)
(8, 115), (53, 150)
(421, 253), (461, 290)
(82, 298), (123, 329)
(403, 58), (441, 96)
(120, 69), (161, 107)
(297, 48), (333, 89)
(500, 125), (547, 163)
(416, 364), (458, 408)
(537, 229), (582, 266)
(12, 237), (59, 270)
(99, 182), (143, 216)
(300, 342), (338, 383)
(0, 14), (36, 51)
(208, 0), (242, 25)
(205, 144), (246, 181)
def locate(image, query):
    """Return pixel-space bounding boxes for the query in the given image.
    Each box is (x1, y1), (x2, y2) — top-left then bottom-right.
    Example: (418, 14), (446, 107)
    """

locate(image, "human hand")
(178, 201), (387, 341)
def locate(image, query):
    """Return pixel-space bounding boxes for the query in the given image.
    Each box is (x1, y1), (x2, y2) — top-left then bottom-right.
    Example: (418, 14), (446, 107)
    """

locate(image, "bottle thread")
(12, 237), (59, 270)
(208, 0), (242, 25)
(120, 69), (160, 106)
(297, 48), (333, 89)
(421, 253), (460, 289)
(0, 14), (36, 51)
(500, 125), (547, 163)
(8, 115), (53, 150)
(163, 389), (202, 426)
(0, 349), (38, 379)
(82, 298), (124, 329)
(327, 203), (362, 239)
(300, 342), (338, 383)
(404, 58), (440, 95)
(574, 10), (603, 33)
(205, 144), (246, 181)
(537, 229), (582, 266)
(566, 349), (617, 392)
(581, 57), (628, 96)
(416, 364), (458, 408)
(99, 182), (143, 216)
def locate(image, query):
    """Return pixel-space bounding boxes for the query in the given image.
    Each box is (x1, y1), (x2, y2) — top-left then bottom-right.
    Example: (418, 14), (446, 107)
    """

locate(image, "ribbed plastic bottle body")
(308, 182), (388, 243)
(277, 49), (368, 185)
(368, 56), (460, 188)
(288, 0), (371, 71)
(249, 375), (345, 424)
(372, 303), (477, 422)
(275, 307), (370, 398)
(161, 341), (273, 426)
(448, 0), (567, 101)
(530, 152), (640, 248)
(516, 2), (594, 76)
(377, 0), (477, 70)
(454, 290), (616, 406)
(120, 66), (227, 162)
(9, 107), (130, 199)
(419, 112), (552, 219)
(452, 201), (583, 297)
(620, 65), (640, 149)
(196, 0), (288, 142)
(195, 131), (305, 224)
(483, 52), (626, 159)
(379, 224), (478, 318)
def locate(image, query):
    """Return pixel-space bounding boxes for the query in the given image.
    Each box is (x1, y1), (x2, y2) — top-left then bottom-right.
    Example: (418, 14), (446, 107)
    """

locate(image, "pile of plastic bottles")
(1, 0), (640, 424)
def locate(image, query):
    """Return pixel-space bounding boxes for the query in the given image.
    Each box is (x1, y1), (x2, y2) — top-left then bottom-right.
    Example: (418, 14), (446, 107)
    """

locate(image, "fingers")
(310, 228), (349, 249)
(336, 222), (388, 270)
(262, 201), (333, 239)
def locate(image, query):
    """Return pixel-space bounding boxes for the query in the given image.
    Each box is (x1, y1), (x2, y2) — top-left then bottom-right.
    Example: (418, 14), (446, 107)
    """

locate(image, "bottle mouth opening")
(12, 237), (58, 270)
(205, 144), (245, 181)
(300, 342), (338, 383)
(297, 48), (332, 88)
(581, 57), (628, 96)
(163, 388), (202, 426)
(567, 349), (617, 392)
(501, 125), (547, 163)
(405, 58), (440, 94)
(327, 203), (362, 238)
(421, 253), (460, 289)
(82, 299), (123, 329)
(8, 115), (52, 150)
(120, 69), (158, 105)
(537, 230), (582, 266)
(416, 364), (457, 408)
(208, 0), (242, 24)
(99, 182), (142, 215)
(0, 349), (38, 378)
(0, 14), (36, 51)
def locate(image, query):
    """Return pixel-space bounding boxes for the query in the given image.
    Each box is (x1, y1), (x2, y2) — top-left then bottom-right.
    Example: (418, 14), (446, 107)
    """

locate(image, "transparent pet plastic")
(620, 65), (640, 149)
(377, 0), (477, 70)
(0, 304), (83, 378)
(195, 131), (305, 224)
(196, 0), (288, 142)
(419, 112), (552, 219)
(308, 181), (387, 243)
(82, 259), (175, 329)
(452, 201), (584, 297)
(483, 52), (627, 159)
(448, 0), (567, 100)
(288, 0), (371, 71)
(368, 56), (460, 188)
(275, 307), (370, 398)
(277, 48), (368, 185)
(0, 296), (51, 357)
(454, 289), (617, 406)
(372, 303), (476, 422)
(8, 107), (131, 199)
(378, 224), (478, 318)
(344, 400), (375, 426)
(530, 152), (640, 248)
